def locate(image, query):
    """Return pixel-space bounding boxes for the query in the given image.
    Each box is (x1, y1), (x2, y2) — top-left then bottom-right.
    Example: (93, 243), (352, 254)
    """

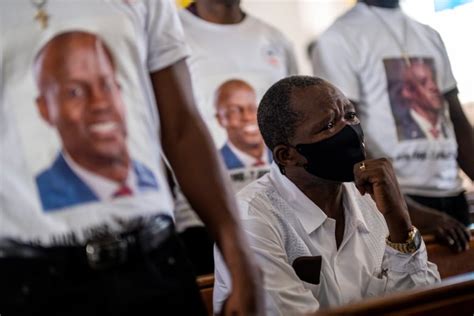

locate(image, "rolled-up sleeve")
(382, 241), (440, 292)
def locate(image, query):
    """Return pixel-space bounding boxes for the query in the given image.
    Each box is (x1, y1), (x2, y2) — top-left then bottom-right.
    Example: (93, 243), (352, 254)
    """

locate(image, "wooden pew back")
(197, 273), (214, 316)
(315, 273), (474, 316)
(424, 229), (474, 279)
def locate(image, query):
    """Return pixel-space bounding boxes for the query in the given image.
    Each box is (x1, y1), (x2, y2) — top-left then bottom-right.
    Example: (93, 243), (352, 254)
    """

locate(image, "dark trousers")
(179, 226), (215, 276)
(408, 191), (471, 227)
(0, 230), (207, 316)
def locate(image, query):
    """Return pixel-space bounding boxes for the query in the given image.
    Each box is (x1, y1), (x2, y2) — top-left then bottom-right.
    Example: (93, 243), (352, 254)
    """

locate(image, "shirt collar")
(409, 109), (442, 140)
(268, 163), (370, 235)
(227, 141), (269, 167)
(268, 162), (327, 234)
(63, 152), (137, 200)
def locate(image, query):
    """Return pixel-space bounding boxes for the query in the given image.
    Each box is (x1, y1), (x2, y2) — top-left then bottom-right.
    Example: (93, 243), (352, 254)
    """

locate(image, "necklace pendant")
(403, 53), (411, 67)
(34, 8), (49, 29)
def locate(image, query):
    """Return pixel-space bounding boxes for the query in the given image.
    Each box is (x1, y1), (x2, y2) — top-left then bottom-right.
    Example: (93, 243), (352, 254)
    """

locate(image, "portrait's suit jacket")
(36, 153), (159, 212)
(219, 142), (272, 170)
(396, 111), (449, 141)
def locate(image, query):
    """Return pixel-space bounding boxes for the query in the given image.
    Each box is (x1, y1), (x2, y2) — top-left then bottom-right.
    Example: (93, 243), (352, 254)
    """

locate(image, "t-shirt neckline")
(180, 8), (254, 31)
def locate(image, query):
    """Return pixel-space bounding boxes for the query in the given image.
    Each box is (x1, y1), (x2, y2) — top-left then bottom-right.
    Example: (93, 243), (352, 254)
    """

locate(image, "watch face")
(410, 229), (422, 252)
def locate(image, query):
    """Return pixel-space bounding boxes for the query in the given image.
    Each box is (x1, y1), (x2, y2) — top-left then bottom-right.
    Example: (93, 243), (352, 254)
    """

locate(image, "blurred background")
(178, 0), (474, 195)
(178, 0), (474, 109)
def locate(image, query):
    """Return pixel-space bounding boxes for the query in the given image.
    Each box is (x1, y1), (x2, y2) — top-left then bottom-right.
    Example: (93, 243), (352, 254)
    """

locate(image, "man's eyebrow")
(343, 101), (355, 110)
(309, 111), (334, 133)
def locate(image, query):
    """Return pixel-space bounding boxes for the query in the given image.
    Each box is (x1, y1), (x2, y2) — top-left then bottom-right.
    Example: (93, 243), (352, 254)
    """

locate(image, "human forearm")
(405, 196), (445, 233)
(354, 158), (411, 242)
(446, 90), (474, 180)
(152, 63), (247, 255)
(150, 60), (262, 314)
(164, 117), (257, 278)
(405, 195), (470, 252)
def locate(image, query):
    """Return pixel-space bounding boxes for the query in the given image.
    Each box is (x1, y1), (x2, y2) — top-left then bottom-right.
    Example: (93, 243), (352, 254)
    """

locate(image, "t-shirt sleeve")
(432, 29), (457, 94)
(312, 29), (361, 102)
(145, 0), (190, 73)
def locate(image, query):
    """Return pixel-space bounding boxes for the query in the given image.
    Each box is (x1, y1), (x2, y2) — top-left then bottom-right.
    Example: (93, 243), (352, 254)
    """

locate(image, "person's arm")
(445, 89), (474, 180)
(405, 196), (470, 252)
(150, 59), (263, 316)
(353, 159), (440, 290)
(351, 98), (470, 253)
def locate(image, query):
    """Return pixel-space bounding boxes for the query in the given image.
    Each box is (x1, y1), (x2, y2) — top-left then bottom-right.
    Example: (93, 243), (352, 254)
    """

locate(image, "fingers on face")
(354, 159), (392, 193)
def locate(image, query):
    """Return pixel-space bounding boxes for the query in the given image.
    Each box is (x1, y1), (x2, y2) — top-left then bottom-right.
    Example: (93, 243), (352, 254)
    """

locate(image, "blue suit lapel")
(36, 153), (98, 212)
(133, 160), (159, 191)
(220, 143), (244, 170)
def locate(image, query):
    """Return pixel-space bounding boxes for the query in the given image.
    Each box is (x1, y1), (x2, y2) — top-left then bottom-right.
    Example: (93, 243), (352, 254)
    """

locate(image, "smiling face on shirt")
(35, 32), (128, 170)
(401, 61), (443, 114)
(215, 79), (264, 153)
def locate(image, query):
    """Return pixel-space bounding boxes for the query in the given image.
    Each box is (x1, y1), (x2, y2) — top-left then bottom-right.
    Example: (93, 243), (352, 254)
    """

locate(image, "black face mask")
(295, 124), (366, 182)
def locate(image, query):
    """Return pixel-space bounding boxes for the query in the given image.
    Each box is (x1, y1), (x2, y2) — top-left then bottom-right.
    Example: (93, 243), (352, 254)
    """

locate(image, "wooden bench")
(197, 273), (214, 316)
(424, 228), (474, 279)
(315, 272), (474, 316)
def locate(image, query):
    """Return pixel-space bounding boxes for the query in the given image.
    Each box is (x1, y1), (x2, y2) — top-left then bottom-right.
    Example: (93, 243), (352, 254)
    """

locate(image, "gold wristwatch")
(386, 226), (422, 253)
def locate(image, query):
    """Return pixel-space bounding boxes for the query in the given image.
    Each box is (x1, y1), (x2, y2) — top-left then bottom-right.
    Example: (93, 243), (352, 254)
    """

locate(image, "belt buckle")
(85, 237), (129, 270)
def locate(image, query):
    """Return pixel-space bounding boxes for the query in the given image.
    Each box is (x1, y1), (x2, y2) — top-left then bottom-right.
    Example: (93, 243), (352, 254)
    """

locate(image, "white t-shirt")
(174, 9), (298, 231)
(0, 0), (189, 244)
(313, 3), (463, 197)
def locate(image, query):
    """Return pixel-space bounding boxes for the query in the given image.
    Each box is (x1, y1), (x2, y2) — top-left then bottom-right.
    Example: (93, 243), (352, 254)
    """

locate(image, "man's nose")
(241, 106), (257, 122)
(88, 86), (111, 110)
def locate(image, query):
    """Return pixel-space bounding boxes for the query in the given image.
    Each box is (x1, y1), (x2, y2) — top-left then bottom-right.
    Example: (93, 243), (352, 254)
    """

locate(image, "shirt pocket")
(364, 268), (389, 298)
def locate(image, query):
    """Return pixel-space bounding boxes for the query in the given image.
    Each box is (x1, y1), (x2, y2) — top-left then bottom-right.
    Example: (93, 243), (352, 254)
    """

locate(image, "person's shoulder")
(178, 7), (194, 24)
(245, 14), (291, 43)
(236, 173), (273, 219)
(323, 5), (366, 34)
(406, 15), (444, 45)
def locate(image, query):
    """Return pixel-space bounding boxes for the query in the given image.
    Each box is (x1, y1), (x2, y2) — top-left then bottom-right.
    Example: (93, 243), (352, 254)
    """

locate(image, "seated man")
(214, 76), (440, 315)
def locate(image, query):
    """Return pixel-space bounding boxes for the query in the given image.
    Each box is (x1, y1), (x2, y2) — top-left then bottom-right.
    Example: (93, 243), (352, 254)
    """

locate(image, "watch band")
(386, 226), (421, 253)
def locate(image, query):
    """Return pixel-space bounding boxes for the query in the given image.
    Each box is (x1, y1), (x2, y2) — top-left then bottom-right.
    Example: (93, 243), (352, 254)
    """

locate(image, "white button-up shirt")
(214, 163), (440, 315)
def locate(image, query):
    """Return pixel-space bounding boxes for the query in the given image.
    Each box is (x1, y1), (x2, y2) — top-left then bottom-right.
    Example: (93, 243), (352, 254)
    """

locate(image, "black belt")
(0, 214), (174, 270)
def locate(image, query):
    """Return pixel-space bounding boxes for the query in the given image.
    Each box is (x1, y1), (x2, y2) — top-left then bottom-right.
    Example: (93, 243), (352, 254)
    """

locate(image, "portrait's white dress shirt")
(409, 109), (445, 140)
(64, 152), (137, 200)
(214, 163), (440, 315)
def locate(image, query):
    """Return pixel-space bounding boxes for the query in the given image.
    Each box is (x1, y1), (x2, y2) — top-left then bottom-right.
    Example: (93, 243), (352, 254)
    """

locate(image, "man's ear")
(36, 95), (55, 126)
(273, 144), (301, 168)
(215, 112), (227, 128)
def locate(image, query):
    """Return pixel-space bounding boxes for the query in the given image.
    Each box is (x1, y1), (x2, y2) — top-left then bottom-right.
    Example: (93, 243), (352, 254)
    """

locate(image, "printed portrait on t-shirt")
(384, 57), (450, 141)
(33, 31), (159, 212)
(214, 79), (272, 172)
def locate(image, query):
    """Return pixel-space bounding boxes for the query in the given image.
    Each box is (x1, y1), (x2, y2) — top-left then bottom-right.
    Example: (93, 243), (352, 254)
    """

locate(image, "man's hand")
(222, 262), (264, 316)
(406, 195), (471, 253)
(433, 214), (471, 252)
(353, 158), (412, 242)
